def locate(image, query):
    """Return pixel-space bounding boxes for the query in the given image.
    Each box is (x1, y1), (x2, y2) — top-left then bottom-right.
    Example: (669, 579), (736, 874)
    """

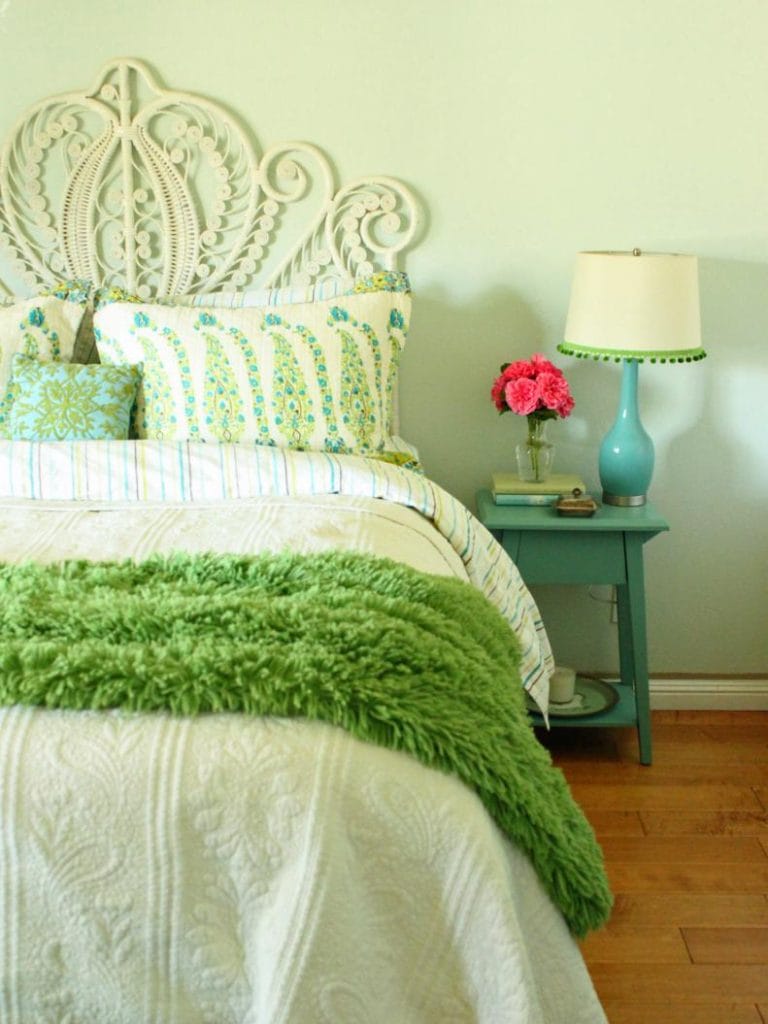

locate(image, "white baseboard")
(649, 677), (768, 711)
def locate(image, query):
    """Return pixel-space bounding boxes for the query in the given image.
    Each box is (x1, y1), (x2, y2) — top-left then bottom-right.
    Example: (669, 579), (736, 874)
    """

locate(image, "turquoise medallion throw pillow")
(0, 279), (92, 438)
(8, 355), (140, 441)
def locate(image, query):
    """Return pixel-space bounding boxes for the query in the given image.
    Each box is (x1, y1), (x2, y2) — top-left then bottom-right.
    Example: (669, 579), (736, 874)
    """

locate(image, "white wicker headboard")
(0, 57), (419, 300)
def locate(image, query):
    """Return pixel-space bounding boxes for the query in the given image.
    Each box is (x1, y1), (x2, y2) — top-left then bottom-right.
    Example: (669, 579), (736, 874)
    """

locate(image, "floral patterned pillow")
(0, 280), (91, 438)
(8, 355), (140, 441)
(93, 276), (411, 453)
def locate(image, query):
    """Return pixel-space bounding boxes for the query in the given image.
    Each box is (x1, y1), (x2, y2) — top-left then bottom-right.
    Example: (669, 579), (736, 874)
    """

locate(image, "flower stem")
(527, 415), (548, 481)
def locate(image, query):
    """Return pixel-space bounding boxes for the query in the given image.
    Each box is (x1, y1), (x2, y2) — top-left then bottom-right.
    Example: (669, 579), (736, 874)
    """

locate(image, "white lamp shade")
(562, 251), (704, 361)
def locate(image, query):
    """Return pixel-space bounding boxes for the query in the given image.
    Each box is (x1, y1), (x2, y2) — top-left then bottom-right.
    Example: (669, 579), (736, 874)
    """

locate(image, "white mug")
(549, 665), (576, 704)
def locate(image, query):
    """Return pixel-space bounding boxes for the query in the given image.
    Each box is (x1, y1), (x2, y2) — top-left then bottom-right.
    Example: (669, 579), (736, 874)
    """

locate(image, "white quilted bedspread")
(0, 493), (468, 580)
(0, 707), (606, 1023)
(0, 451), (605, 1022)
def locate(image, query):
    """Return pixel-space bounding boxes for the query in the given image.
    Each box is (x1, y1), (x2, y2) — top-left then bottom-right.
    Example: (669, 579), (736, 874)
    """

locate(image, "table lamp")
(559, 249), (705, 506)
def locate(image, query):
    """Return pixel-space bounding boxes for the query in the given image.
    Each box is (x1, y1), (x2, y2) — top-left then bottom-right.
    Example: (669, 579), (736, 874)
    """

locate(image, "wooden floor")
(536, 710), (768, 1024)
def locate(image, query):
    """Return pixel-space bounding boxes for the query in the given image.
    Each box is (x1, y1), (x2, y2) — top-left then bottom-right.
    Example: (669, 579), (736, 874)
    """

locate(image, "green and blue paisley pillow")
(8, 354), (140, 441)
(0, 280), (91, 438)
(93, 275), (411, 454)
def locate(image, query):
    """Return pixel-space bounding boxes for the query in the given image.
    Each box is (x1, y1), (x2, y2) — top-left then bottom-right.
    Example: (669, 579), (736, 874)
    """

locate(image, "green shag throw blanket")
(0, 551), (611, 937)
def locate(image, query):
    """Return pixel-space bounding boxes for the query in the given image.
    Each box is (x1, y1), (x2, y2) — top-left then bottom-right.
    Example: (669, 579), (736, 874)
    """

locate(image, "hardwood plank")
(641, 811), (768, 836)
(756, 788), (768, 812)
(559, 761), (768, 786)
(631, 739), (768, 766)
(599, 835), (766, 863)
(582, 810), (646, 836)
(580, 925), (689, 963)
(610, 723), (768, 765)
(683, 927), (768, 964)
(653, 709), (768, 726)
(612, 722), (711, 747)
(699, 723), (768, 742)
(607, 861), (768, 893)
(598, 1001), (762, 1024)
(757, 1006), (767, 1024)
(626, 720), (716, 741)
(570, 783), (763, 812)
(607, 894), (768, 927)
(554, 722), (768, 766)
(589, 964), (768, 1003)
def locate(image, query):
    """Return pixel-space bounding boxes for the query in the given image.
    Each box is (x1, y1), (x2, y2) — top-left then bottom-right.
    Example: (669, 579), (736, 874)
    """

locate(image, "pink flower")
(537, 371), (573, 413)
(530, 353), (563, 378)
(491, 352), (574, 419)
(490, 376), (507, 411)
(557, 393), (575, 418)
(504, 377), (539, 416)
(502, 359), (534, 380)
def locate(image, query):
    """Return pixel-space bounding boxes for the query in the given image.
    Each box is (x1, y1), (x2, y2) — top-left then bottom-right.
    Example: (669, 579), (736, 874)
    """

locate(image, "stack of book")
(491, 472), (587, 505)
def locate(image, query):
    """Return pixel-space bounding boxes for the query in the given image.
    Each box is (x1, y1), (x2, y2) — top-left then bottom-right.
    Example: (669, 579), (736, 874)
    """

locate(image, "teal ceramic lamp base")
(599, 359), (654, 507)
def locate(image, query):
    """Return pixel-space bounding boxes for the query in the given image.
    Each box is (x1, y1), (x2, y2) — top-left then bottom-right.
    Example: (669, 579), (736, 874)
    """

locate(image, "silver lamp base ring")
(602, 492), (647, 507)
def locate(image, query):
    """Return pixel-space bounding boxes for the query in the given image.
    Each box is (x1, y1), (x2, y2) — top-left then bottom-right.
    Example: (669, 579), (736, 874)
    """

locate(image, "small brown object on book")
(555, 488), (599, 517)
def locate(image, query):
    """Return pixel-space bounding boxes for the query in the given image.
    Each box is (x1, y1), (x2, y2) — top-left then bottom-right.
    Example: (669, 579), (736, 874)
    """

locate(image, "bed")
(0, 59), (610, 1022)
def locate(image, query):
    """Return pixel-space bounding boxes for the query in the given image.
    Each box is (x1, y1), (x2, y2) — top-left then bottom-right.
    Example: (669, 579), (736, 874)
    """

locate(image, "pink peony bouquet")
(491, 353), (575, 422)
(492, 354), (574, 481)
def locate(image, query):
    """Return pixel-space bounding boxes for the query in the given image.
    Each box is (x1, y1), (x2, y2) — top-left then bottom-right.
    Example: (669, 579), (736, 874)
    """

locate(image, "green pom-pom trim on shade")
(557, 341), (707, 364)
(561, 339), (708, 364)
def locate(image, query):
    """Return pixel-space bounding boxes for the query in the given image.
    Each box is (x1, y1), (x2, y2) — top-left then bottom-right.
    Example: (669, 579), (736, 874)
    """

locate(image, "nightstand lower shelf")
(528, 680), (637, 728)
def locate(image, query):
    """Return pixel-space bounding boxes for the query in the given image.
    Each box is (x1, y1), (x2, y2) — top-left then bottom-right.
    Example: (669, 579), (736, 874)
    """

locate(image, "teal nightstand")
(476, 490), (669, 765)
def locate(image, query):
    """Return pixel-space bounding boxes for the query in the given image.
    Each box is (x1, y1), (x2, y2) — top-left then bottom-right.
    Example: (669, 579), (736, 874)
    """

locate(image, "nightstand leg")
(621, 537), (653, 765)
(615, 584), (634, 694)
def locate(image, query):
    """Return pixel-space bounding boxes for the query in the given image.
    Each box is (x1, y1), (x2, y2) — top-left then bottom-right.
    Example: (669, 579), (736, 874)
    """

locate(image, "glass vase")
(516, 416), (555, 483)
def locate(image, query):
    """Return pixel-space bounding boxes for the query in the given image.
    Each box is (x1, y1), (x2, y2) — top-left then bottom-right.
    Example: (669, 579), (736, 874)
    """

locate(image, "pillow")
(178, 271), (411, 309)
(0, 280), (91, 437)
(170, 276), (353, 309)
(93, 275), (411, 453)
(8, 354), (140, 441)
(94, 271), (409, 311)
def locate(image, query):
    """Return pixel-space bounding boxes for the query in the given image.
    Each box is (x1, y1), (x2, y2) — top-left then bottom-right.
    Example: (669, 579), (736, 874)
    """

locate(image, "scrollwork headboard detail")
(0, 57), (419, 299)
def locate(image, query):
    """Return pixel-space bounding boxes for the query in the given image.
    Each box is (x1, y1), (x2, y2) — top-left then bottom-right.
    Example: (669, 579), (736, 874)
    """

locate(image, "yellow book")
(492, 472), (586, 497)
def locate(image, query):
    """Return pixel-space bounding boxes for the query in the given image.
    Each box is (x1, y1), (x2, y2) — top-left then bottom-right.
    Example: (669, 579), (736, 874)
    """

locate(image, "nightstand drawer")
(504, 530), (627, 584)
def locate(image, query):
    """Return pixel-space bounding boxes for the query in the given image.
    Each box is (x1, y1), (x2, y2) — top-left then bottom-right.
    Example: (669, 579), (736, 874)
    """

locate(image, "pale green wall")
(1, 0), (766, 674)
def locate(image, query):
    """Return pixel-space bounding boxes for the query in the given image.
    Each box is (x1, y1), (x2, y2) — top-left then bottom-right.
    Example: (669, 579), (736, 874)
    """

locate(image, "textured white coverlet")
(0, 708), (606, 1023)
(0, 494), (469, 580)
(0, 447), (606, 1021)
